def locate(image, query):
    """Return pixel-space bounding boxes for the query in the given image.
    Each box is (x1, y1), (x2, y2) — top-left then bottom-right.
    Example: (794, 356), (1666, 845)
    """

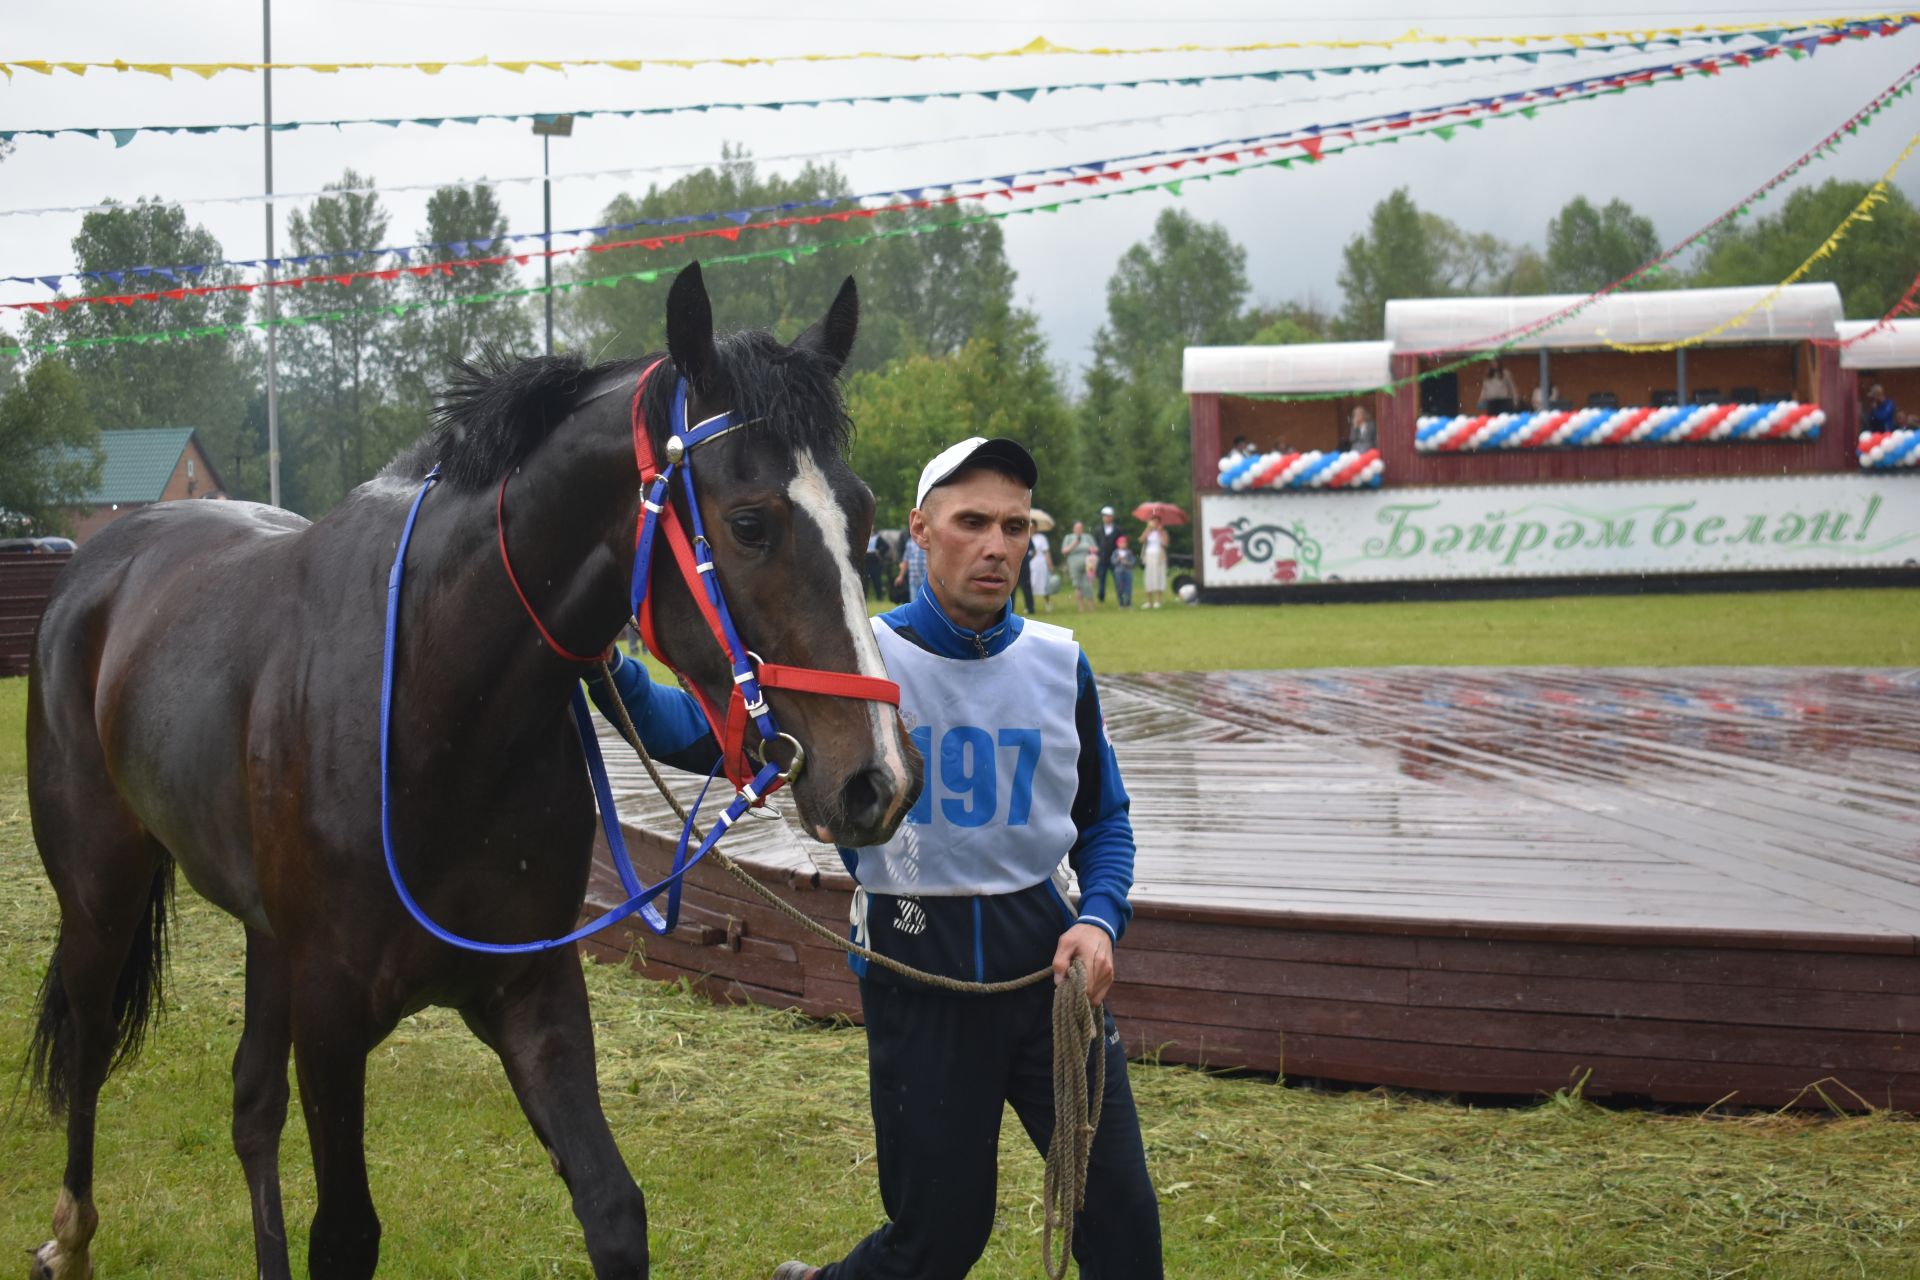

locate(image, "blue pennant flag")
(111, 129), (138, 148)
(39, 276), (63, 291)
(473, 237), (494, 252)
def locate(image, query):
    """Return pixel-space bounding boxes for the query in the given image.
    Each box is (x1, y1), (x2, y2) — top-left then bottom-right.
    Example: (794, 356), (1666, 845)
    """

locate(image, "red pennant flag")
(1299, 136), (1324, 160)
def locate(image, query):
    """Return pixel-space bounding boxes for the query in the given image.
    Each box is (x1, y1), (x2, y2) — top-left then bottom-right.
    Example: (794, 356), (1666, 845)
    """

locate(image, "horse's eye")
(728, 512), (768, 546)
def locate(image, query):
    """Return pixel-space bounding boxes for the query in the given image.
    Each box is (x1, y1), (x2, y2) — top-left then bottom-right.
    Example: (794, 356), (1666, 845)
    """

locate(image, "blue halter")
(378, 366), (789, 954)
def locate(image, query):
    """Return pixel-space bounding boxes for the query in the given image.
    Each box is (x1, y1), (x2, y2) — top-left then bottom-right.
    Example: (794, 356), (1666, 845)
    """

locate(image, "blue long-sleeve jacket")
(585, 652), (721, 776)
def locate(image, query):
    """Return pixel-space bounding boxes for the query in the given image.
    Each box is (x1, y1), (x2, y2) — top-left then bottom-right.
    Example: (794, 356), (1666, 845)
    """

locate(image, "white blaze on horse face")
(787, 450), (913, 823)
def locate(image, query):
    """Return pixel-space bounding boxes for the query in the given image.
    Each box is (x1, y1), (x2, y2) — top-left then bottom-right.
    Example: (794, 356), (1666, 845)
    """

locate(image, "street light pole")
(531, 115), (574, 357)
(263, 0), (281, 507)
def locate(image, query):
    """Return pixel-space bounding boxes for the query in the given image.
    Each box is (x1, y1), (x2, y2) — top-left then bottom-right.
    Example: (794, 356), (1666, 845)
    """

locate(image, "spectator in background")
(1140, 516), (1168, 610)
(1225, 435), (1251, 462)
(895, 531), (928, 603)
(1028, 523), (1055, 613)
(865, 531), (888, 601)
(1095, 505), (1123, 604)
(1061, 519), (1096, 613)
(1111, 536), (1136, 609)
(1016, 534), (1036, 614)
(1865, 383), (1900, 432)
(1530, 383), (1563, 413)
(1476, 360), (1518, 413)
(1347, 405), (1376, 452)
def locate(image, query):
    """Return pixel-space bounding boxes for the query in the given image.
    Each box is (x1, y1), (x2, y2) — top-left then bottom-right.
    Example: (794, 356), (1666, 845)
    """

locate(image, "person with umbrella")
(1130, 502), (1186, 611)
(1140, 516), (1168, 610)
(1027, 507), (1057, 613)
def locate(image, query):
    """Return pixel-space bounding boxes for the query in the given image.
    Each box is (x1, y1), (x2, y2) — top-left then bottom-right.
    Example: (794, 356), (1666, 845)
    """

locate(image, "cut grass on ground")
(1041, 586), (1920, 674)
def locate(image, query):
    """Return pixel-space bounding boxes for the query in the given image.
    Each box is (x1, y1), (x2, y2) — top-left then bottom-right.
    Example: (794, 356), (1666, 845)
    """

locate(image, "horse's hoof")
(29, 1240), (87, 1280)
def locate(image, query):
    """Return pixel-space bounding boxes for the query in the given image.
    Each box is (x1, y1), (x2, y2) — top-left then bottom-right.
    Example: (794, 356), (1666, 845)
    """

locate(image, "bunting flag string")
(1603, 129), (1920, 352)
(3, 31), (1794, 222)
(3, 28), (1877, 294)
(3, 48), (1809, 312)
(3, 14), (1910, 80)
(1813, 267), (1920, 345)
(5, 54), (1912, 360)
(1231, 64), (1920, 401)
(6, 20), (1897, 150)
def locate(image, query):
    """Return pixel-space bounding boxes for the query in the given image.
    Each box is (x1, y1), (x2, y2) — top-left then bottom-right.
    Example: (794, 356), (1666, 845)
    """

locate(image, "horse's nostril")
(842, 766), (896, 831)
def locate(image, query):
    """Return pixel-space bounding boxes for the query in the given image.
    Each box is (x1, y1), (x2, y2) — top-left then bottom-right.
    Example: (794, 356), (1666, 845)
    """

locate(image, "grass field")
(3, 592), (1918, 1277)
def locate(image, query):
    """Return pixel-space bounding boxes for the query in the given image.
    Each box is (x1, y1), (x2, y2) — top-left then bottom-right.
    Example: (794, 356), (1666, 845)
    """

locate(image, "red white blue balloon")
(1416, 401), (1824, 452)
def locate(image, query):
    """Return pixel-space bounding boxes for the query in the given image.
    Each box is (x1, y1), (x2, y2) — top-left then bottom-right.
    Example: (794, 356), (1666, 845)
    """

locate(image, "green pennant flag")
(1519, 106), (1539, 119)
(1164, 179), (1184, 196)
(1465, 118), (1484, 129)
(1433, 126), (1456, 141)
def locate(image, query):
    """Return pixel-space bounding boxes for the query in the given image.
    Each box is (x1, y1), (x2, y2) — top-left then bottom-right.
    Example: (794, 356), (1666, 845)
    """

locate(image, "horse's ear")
(794, 275), (859, 375)
(666, 261), (717, 391)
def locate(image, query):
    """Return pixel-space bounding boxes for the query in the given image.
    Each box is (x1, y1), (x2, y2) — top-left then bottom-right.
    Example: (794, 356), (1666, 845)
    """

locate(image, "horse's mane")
(390, 331), (852, 492)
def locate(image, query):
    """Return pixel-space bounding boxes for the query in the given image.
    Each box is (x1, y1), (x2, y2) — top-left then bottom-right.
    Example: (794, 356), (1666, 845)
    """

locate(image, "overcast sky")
(4, 2), (1916, 376)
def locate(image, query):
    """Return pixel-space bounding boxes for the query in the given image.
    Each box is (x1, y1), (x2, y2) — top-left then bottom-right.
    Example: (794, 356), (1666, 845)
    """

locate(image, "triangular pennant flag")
(110, 129), (138, 147)
(1164, 180), (1183, 196)
(1434, 126), (1456, 141)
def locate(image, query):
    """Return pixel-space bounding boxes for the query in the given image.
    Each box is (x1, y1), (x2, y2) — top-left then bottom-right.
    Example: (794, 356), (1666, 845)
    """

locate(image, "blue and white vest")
(852, 615), (1082, 897)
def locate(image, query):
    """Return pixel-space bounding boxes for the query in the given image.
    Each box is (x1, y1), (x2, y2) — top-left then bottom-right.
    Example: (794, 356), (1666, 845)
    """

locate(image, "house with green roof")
(68, 428), (227, 543)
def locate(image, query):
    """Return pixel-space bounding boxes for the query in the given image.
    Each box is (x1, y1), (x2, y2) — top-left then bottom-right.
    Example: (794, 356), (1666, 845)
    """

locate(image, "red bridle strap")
(757, 663), (900, 705)
(496, 473), (603, 665)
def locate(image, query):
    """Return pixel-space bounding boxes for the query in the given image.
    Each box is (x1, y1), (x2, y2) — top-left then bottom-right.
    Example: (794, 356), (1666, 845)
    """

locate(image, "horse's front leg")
(291, 966), (384, 1279)
(466, 949), (649, 1278)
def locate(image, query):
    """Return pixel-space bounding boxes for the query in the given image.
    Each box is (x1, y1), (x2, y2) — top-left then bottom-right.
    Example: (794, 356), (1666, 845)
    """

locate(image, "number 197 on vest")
(906, 725), (1042, 828)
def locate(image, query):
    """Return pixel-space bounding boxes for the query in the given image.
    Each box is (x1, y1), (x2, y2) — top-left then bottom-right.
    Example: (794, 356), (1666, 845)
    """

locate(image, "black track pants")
(818, 977), (1163, 1280)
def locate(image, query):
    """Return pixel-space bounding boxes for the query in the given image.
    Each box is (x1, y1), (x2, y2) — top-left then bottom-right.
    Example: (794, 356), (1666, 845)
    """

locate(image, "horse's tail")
(26, 855), (176, 1116)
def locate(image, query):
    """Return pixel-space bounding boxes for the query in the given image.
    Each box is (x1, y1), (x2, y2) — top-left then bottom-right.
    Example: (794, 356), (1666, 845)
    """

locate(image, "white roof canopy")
(1183, 341), (1391, 394)
(1383, 283), (1843, 353)
(1836, 319), (1920, 369)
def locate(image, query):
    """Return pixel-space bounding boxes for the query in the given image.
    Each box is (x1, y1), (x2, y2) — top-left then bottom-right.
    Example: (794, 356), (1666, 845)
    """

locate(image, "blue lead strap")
(380, 464), (780, 955)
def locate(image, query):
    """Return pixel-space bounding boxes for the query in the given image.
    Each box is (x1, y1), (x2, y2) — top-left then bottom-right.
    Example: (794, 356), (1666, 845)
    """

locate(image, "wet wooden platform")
(580, 667), (1920, 1110)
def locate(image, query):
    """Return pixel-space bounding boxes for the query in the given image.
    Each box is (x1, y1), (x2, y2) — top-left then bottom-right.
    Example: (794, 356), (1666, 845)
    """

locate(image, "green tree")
(279, 170), (405, 514)
(20, 200), (259, 496)
(1544, 196), (1661, 292)
(391, 183), (535, 418)
(1243, 300), (1333, 346)
(846, 309), (1077, 530)
(1077, 208), (1248, 536)
(561, 149), (1017, 374)
(1335, 191), (1531, 336)
(1335, 189), (1441, 338)
(1689, 179), (1920, 318)
(0, 360), (102, 536)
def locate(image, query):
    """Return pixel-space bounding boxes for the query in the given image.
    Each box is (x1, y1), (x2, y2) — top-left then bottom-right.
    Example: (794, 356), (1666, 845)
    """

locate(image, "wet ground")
(600, 667), (1920, 948)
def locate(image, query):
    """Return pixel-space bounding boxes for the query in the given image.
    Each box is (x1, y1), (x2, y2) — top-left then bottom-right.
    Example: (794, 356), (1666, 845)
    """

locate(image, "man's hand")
(1051, 923), (1115, 1006)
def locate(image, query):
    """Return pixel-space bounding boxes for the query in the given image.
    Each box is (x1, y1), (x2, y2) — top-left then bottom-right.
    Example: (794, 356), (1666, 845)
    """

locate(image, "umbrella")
(1132, 501), (1189, 526)
(1028, 507), (1056, 532)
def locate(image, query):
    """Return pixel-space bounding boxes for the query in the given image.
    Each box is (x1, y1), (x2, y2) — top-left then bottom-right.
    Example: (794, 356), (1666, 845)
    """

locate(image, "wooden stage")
(580, 666), (1920, 1111)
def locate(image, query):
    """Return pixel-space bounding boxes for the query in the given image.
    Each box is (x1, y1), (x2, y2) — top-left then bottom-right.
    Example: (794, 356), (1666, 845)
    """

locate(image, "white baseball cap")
(914, 436), (1038, 509)
(1100, 505), (1115, 516)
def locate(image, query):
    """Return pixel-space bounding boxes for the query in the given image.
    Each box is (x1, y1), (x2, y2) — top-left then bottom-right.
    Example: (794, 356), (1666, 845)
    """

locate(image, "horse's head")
(638, 263), (920, 848)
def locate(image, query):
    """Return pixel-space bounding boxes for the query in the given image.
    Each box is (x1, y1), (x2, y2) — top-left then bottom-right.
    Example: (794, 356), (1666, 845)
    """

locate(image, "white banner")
(1200, 474), (1920, 586)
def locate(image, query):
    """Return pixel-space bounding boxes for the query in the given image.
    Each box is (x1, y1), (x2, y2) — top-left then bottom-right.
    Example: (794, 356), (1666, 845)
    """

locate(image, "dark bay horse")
(23, 263), (919, 1278)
